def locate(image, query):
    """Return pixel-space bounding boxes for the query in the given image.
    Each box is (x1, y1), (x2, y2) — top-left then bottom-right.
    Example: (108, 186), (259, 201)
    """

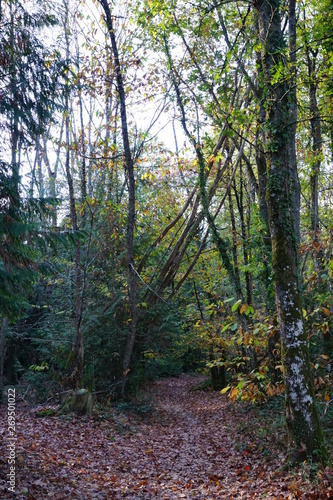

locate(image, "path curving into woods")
(0, 375), (331, 498)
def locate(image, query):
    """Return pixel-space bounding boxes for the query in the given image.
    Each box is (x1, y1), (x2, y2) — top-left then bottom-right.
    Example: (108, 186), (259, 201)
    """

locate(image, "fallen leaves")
(0, 375), (332, 498)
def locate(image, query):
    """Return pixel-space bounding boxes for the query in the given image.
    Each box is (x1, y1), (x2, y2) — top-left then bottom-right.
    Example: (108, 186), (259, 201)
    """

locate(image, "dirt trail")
(111, 375), (285, 498)
(0, 375), (329, 498)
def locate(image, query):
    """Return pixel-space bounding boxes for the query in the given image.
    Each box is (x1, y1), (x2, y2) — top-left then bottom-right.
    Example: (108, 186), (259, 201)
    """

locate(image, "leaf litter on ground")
(0, 374), (332, 498)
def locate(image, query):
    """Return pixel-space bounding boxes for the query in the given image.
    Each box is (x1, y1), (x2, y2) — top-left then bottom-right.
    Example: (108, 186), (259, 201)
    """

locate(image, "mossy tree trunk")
(254, 0), (327, 462)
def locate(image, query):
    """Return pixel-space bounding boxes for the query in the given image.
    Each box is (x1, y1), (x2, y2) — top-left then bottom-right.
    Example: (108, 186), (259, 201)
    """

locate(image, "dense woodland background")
(1, 0), (333, 463)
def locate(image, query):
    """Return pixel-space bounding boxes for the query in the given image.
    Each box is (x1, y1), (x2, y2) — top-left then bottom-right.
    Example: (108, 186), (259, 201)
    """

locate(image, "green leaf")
(245, 305), (254, 316)
(221, 323), (232, 333)
(232, 299), (242, 312)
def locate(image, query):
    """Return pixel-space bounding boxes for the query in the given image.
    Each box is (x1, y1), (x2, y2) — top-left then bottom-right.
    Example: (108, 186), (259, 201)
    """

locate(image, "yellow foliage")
(240, 303), (248, 315)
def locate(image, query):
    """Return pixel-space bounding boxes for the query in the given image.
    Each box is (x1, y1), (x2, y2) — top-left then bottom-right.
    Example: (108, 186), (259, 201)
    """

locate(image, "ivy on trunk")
(254, 0), (327, 463)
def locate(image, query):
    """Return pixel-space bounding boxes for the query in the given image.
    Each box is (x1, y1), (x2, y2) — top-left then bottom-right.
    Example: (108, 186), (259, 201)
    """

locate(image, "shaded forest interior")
(1, 0), (333, 492)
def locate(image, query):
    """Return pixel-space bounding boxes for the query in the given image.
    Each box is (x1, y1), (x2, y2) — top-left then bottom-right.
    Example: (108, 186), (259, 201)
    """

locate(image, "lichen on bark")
(254, 0), (327, 462)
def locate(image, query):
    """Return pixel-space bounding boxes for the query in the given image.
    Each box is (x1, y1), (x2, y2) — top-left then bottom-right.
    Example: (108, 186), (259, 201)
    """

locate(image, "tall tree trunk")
(43, 122), (62, 227)
(234, 167), (252, 305)
(9, 0), (19, 203)
(288, 0), (301, 243)
(254, 0), (327, 462)
(305, 48), (321, 234)
(228, 189), (242, 296)
(64, 1), (84, 387)
(99, 0), (137, 395)
(88, 92), (93, 197)
(254, 53), (270, 239)
(76, 35), (87, 204)
(253, 13), (274, 313)
(36, 137), (44, 198)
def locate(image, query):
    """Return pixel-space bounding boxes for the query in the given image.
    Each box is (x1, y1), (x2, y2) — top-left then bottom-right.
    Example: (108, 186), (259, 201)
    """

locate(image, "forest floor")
(1, 374), (333, 499)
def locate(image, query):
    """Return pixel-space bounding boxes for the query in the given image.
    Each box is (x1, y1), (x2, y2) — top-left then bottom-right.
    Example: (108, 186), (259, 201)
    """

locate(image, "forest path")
(117, 375), (285, 499)
(0, 375), (329, 499)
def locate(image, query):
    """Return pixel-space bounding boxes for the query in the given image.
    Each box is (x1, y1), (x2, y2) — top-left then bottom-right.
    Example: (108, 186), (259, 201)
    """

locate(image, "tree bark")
(254, 0), (327, 462)
(43, 131), (60, 227)
(228, 188), (242, 298)
(64, 1), (84, 387)
(305, 47), (321, 234)
(99, 0), (137, 395)
(288, 0), (301, 243)
(9, 0), (20, 204)
(233, 168), (252, 305)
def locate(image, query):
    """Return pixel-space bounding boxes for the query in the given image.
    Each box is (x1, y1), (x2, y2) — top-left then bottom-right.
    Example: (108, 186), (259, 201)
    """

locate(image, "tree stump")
(69, 389), (93, 415)
(58, 389), (93, 415)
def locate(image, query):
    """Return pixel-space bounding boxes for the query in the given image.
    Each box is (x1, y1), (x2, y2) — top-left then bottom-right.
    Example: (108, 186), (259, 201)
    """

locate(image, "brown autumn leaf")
(240, 303), (248, 315)
(322, 307), (330, 316)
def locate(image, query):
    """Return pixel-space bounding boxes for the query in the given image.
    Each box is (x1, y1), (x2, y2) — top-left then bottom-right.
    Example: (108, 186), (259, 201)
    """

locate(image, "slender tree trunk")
(309, 78), (320, 235)
(78, 95), (87, 203)
(65, 118), (84, 388)
(254, 0), (327, 462)
(64, 1), (84, 387)
(303, 27), (330, 350)
(234, 168), (252, 305)
(255, 124), (269, 234)
(305, 49), (321, 234)
(233, 173), (258, 369)
(104, 30), (116, 201)
(99, 0), (137, 395)
(43, 125), (62, 226)
(289, 0), (301, 243)
(88, 92), (93, 197)
(228, 189), (242, 296)
(9, 0), (19, 203)
(253, 14), (274, 314)
(76, 36), (87, 204)
(36, 138), (44, 198)
(2, 2), (19, 397)
(254, 54), (270, 237)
